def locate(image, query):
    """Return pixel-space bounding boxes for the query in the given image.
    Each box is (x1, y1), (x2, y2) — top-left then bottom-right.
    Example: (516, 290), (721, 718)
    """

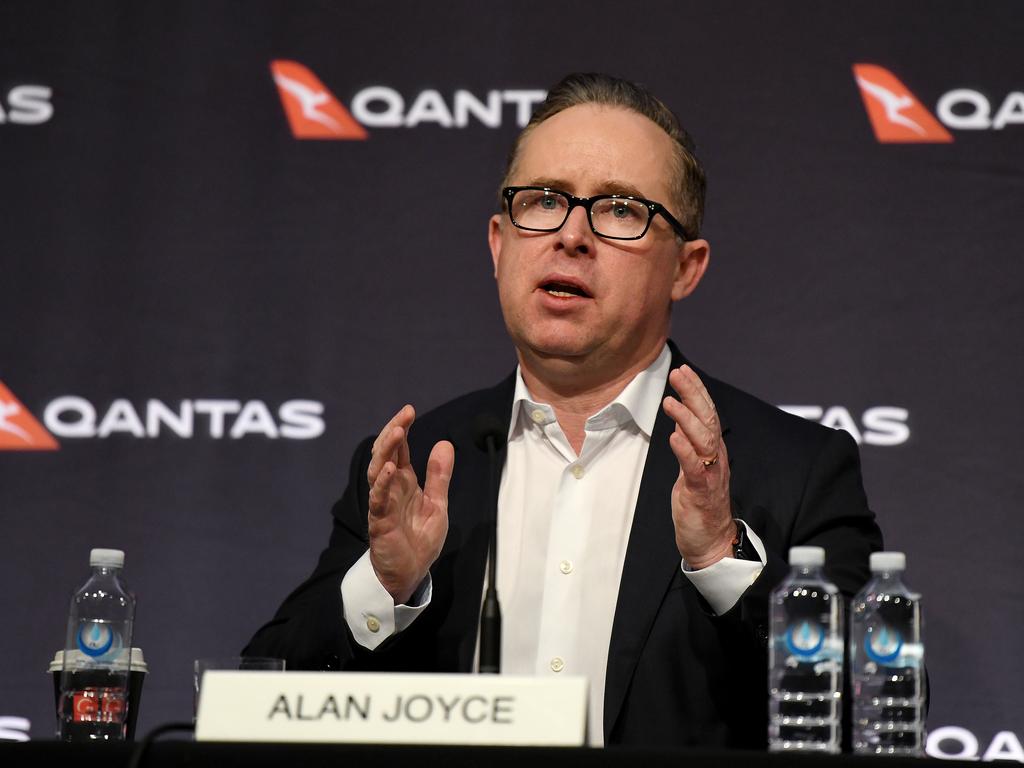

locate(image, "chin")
(522, 336), (593, 361)
(504, 314), (601, 362)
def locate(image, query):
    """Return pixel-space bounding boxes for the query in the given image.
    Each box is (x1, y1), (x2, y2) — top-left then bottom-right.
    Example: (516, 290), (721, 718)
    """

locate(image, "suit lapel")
(442, 375), (515, 672)
(602, 369), (683, 737)
(603, 342), (733, 738)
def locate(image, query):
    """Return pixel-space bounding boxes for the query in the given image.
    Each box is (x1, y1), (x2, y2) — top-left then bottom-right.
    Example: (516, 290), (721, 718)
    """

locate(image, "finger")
(368, 461), (397, 518)
(397, 423), (412, 468)
(368, 425), (406, 485)
(668, 430), (707, 483)
(680, 365), (716, 414)
(370, 404), (416, 457)
(422, 440), (455, 507)
(663, 396), (719, 462)
(368, 405), (416, 483)
(668, 365), (718, 429)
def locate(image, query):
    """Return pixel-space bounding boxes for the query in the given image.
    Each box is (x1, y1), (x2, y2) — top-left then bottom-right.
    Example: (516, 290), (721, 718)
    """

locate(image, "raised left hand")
(662, 364), (735, 569)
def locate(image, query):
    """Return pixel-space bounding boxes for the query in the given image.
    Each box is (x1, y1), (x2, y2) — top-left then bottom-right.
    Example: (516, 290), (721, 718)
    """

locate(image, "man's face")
(488, 103), (709, 382)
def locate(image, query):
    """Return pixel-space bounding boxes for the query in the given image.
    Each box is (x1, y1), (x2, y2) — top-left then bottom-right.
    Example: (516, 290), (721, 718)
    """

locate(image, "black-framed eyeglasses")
(502, 186), (691, 241)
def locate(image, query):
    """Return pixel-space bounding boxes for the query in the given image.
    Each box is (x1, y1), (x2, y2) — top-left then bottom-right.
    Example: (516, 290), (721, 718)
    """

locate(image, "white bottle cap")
(789, 546), (825, 566)
(89, 548), (125, 568)
(870, 551), (906, 572)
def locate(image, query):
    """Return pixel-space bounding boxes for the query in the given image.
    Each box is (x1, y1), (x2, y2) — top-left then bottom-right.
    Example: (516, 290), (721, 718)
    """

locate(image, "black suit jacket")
(245, 343), (882, 748)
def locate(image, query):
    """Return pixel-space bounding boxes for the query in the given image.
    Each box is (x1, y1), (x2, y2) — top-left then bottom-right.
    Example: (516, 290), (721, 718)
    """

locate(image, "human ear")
(671, 239), (710, 301)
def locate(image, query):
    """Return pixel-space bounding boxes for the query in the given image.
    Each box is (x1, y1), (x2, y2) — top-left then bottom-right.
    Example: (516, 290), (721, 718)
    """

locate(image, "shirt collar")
(508, 344), (671, 440)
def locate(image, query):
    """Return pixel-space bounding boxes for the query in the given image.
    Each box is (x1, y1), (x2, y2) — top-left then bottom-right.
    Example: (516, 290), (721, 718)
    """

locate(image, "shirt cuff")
(340, 549), (432, 650)
(681, 521), (766, 615)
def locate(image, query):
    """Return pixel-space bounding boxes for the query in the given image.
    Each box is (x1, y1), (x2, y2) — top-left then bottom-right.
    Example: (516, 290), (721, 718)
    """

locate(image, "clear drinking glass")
(193, 656), (285, 721)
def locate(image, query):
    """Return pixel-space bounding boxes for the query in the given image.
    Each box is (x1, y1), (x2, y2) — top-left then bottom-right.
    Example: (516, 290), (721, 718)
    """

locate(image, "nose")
(556, 205), (594, 256)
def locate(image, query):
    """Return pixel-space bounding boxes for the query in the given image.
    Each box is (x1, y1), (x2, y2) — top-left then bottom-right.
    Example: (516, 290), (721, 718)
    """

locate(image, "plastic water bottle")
(58, 548), (136, 741)
(769, 546), (843, 753)
(851, 551), (925, 755)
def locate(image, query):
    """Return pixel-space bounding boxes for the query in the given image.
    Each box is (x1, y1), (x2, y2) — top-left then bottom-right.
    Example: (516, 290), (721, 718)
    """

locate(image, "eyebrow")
(528, 178), (649, 200)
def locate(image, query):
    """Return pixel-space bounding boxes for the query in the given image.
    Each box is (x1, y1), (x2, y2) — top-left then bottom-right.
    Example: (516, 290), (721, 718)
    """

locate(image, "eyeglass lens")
(510, 189), (650, 238)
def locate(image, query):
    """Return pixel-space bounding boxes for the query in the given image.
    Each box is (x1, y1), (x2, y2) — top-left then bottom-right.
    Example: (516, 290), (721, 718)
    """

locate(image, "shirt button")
(559, 559), (573, 575)
(530, 409), (545, 424)
(550, 657), (565, 673)
(571, 465), (584, 479)
(366, 616), (381, 633)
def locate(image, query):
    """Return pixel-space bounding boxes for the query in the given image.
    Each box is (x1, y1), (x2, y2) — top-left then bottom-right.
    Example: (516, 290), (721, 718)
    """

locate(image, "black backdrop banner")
(1, 1), (1022, 759)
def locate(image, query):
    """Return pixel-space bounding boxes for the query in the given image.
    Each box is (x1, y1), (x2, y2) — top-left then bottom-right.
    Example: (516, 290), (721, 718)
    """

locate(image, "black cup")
(49, 648), (147, 741)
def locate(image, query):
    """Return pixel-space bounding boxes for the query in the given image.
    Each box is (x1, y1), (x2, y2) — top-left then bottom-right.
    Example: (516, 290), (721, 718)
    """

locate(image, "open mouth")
(540, 280), (592, 299)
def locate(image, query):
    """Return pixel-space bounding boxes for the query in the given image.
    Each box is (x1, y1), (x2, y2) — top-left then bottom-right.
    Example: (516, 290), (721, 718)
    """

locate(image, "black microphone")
(472, 413), (506, 674)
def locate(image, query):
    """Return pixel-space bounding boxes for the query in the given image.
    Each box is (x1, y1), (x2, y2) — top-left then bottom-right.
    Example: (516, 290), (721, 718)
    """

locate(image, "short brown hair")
(501, 72), (706, 238)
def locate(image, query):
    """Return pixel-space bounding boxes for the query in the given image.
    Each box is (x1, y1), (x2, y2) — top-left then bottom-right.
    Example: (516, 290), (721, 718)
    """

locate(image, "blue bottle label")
(864, 624), (903, 664)
(785, 620), (826, 658)
(76, 622), (114, 658)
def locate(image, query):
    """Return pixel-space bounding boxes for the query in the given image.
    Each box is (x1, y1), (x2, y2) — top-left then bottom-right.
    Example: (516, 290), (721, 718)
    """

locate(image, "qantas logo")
(44, 397), (325, 440)
(0, 85), (52, 126)
(854, 63), (1024, 142)
(0, 381), (58, 451)
(927, 726), (1024, 762)
(0, 716), (31, 742)
(270, 60), (546, 140)
(853, 64), (952, 143)
(271, 61), (368, 140)
(779, 405), (909, 446)
(1, 382), (325, 444)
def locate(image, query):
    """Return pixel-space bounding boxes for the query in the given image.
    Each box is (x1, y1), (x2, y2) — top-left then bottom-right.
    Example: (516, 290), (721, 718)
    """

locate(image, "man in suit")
(245, 72), (882, 748)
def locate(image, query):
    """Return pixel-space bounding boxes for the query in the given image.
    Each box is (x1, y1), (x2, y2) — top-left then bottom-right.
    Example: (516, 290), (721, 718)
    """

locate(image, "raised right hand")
(366, 404), (454, 605)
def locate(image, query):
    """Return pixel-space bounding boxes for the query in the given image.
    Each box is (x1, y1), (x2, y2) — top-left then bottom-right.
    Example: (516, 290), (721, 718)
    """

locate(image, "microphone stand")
(478, 430), (502, 674)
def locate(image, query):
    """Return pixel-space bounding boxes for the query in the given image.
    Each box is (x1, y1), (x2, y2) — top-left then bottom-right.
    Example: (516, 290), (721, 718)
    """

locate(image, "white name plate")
(195, 671), (587, 746)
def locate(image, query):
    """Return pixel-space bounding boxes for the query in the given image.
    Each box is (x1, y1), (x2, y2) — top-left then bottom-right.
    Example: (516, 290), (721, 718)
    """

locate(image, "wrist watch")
(731, 520), (750, 561)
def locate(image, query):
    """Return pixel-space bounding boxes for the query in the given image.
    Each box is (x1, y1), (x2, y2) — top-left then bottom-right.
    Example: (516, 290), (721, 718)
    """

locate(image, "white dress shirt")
(341, 344), (765, 745)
